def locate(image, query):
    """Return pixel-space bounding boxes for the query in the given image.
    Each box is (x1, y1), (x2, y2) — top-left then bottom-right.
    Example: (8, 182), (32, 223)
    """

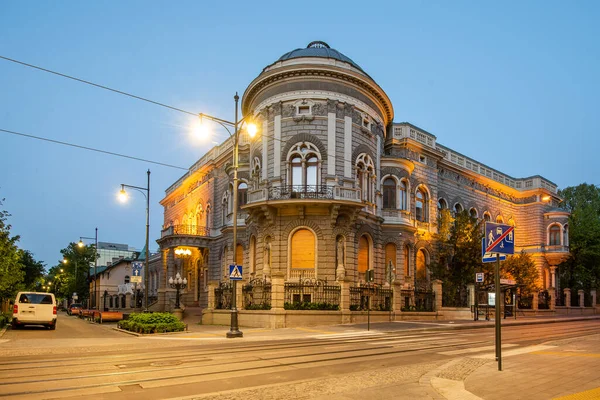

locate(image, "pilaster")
(578, 289), (585, 307)
(433, 279), (443, 312)
(564, 288), (571, 307)
(271, 272), (285, 310)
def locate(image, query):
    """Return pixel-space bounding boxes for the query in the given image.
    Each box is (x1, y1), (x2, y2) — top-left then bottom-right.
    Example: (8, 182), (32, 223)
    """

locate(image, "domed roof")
(273, 41), (367, 74)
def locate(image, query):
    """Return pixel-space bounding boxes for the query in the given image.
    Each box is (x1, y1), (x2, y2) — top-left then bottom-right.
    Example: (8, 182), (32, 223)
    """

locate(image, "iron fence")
(538, 290), (551, 309)
(442, 286), (468, 308)
(571, 292), (580, 307)
(349, 285), (393, 311)
(269, 185), (334, 201)
(554, 290), (565, 307)
(214, 282), (233, 310)
(242, 278), (272, 310)
(414, 289), (435, 312)
(284, 278), (340, 310)
(584, 291), (593, 307)
(518, 294), (533, 309)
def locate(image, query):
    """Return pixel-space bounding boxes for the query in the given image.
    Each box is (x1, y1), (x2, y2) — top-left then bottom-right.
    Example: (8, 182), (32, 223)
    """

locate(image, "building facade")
(152, 41), (569, 322)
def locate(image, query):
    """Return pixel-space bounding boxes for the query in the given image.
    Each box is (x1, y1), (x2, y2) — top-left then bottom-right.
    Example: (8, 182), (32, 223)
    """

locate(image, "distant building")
(96, 242), (138, 268)
(150, 41), (569, 325)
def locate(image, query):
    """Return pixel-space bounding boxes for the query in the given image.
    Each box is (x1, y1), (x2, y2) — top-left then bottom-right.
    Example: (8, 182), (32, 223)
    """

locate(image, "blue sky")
(1, 1), (598, 269)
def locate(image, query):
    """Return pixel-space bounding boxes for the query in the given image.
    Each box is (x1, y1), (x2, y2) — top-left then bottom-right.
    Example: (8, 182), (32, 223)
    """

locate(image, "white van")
(12, 292), (57, 330)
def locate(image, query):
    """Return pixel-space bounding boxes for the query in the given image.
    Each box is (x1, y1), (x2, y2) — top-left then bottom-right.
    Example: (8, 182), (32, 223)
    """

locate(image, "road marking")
(532, 351), (600, 358)
(439, 344), (519, 355)
(295, 327), (337, 335)
(311, 331), (384, 339)
(393, 321), (462, 327)
(472, 345), (556, 359)
(369, 337), (466, 346)
(553, 386), (600, 399)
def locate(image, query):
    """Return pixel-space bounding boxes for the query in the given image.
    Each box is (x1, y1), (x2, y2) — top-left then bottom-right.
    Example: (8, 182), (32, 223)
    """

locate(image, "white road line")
(438, 344), (519, 355)
(472, 344), (556, 359)
(393, 321), (462, 326)
(311, 331), (384, 339)
(368, 337), (467, 346)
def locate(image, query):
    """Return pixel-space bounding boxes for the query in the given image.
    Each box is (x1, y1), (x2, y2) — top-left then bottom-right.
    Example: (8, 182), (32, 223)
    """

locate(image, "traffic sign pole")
(495, 253), (502, 371)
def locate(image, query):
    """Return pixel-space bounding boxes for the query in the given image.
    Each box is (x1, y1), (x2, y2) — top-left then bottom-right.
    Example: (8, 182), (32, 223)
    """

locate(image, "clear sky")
(1, 1), (598, 269)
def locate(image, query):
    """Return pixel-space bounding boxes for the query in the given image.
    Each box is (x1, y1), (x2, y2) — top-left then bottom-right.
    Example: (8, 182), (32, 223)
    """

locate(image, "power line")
(0, 55), (198, 117)
(0, 128), (188, 171)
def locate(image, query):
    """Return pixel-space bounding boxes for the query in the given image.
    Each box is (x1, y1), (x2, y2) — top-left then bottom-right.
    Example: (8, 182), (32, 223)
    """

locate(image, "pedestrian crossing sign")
(229, 264), (243, 280)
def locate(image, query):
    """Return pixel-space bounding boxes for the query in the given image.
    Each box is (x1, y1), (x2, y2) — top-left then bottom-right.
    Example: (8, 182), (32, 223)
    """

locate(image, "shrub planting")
(117, 312), (185, 334)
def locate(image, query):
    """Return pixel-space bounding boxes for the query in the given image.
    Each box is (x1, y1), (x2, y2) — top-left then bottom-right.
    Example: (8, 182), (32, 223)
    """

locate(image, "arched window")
(205, 204), (211, 230)
(549, 225), (561, 246)
(438, 198), (448, 210)
(496, 215), (504, 224)
(356, 154), (375, 203)
(236, 244), (244, 266)
(252, 157), (261, 187)
(416, 249), (428, 281)
(287, 142), (321, 190)
(415, 187), (429, 222)
(454, 203), (464, 214)
(483, 212), (491, 222)
(290, 229), (316, 270)
(563, 224), (569, 247)
(124, 275), (130, 284)
(404, 244), (410, 277)
(358, 235), (370, 273)
(399, 180), (408, 210)
(469, 208), (478, 218)
(383, 178), (396, 208)
(238, 182), (248, 207)
(222, 197), (228, 226)
(195, 204), (203, 228)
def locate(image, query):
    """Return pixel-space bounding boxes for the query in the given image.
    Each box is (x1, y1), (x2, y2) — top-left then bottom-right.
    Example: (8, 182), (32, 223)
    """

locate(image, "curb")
(111, 326), (190, 337)
(0, 325), (7, 339)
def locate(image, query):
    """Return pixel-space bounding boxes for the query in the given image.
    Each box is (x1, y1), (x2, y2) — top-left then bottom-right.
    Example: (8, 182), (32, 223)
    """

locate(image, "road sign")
(475, 272), (484, 283)
(132, 261), (143, 275)
(229, 264), (243, 280)
(130, 276), (142, 283)
(485, 222), (515, 255)
(481, 238), (507, 263)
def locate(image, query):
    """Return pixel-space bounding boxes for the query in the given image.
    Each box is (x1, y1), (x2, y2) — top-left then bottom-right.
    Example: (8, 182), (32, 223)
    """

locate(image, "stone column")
(207, 281), (219, 309)
(392, 281), (403, 313)
(564, 288), (571, 307)
(578, 290), (585, 307)
(467, 284), (475, 308)
(532, 291), (539, 311)
(126, 293), (132, 310)
(236, 280), (243, 310)
(432, 279), (443, 312)
(550, 266), (557, 289)
(339, 281), (350, 312)
(591, 289), (597, 308)
(548, 287), (556, 311)
(271, 272), (285, 310)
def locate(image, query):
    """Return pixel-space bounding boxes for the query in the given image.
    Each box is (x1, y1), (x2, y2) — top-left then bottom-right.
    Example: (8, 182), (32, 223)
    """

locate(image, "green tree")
(18, 250), (46, 290)
(430, 210), (486, 306)
(558, 183), (600, 290)
(60, 242), (96, 304)
(0, 198), (24, 302)
(501, 251), (540, 294)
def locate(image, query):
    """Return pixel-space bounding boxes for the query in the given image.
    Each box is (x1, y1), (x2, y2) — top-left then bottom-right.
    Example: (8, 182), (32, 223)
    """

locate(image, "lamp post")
(198, 93), (257, 339)
(168, 273), (188, 309)
(78, 228), (98, 310)
(119, 170), (151, 312)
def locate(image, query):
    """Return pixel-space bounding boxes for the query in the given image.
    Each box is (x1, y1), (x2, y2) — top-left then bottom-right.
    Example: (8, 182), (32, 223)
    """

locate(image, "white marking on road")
(311, 331), (384, 339)
(369, 337), (467, 346)
(472, 344), (556, 359)
(438, 344), (519, 355)
(393, 321), (463, 326)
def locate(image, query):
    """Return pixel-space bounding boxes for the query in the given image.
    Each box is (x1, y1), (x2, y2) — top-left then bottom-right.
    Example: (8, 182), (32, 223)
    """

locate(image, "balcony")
(381, 208), (411, 224)
(161, 224), (210, 238)
(247, 185), (362, 205)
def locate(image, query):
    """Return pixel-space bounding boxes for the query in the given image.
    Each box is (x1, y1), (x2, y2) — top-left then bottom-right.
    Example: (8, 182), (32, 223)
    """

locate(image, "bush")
(245, 303), (271, 310)
(284, 302), (339, 311)
(0, 313), (11, 328)
(117, 312), (185, 334)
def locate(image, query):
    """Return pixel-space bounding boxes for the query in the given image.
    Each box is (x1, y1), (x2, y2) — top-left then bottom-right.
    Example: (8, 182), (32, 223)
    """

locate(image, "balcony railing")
(269, 185), (333, 200)
(161, 225), (210, 238)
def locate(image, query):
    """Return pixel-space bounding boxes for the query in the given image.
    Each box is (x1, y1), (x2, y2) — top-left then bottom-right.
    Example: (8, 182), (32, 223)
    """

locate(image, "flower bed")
(117, 312), (185, 334)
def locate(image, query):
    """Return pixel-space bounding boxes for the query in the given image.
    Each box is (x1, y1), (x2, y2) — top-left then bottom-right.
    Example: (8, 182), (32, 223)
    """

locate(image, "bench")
(98, 311), (123, 324)
(80, 310), (95, 320)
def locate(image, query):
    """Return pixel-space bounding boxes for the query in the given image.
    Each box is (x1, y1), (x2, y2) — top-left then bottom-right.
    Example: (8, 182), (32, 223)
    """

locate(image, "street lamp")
(197, 93), (257, 338)
(78, 228), (98, 310)
(168, 273), (188, 309)
(118, 170), (150, 312)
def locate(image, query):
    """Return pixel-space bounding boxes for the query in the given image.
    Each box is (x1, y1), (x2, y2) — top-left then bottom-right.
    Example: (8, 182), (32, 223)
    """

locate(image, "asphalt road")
(0, 317), (598, 399)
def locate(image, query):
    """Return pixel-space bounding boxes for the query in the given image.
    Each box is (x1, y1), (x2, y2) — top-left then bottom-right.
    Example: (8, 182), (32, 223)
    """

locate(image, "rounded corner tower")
(241, 41), (394, 130)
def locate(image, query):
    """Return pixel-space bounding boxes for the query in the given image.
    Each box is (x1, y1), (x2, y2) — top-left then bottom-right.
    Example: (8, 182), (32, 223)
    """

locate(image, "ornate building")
(152, 41), (569, 322)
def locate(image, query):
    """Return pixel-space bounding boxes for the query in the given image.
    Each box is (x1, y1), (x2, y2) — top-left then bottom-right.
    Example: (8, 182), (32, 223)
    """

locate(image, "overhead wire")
(0, 128), (188, 171)
(1, 54), (376, 168)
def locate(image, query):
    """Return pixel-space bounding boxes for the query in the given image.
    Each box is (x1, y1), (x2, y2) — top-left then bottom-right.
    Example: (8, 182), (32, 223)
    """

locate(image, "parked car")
(12, 292), (57, 330)
(67, 303), (82, 316)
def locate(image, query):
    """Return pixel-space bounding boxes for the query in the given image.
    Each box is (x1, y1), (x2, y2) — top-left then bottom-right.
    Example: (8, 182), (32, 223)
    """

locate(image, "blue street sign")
(229, 264), (243, 281)
(484, 222), (515, 255)
(132, 261), (143, 277)
(481, 238), (507, 263)
(476, 272), (484, 283)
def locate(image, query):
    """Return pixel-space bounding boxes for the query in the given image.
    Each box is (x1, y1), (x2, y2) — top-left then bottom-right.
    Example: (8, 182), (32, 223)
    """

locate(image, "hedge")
(117, 312), (185, 334)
